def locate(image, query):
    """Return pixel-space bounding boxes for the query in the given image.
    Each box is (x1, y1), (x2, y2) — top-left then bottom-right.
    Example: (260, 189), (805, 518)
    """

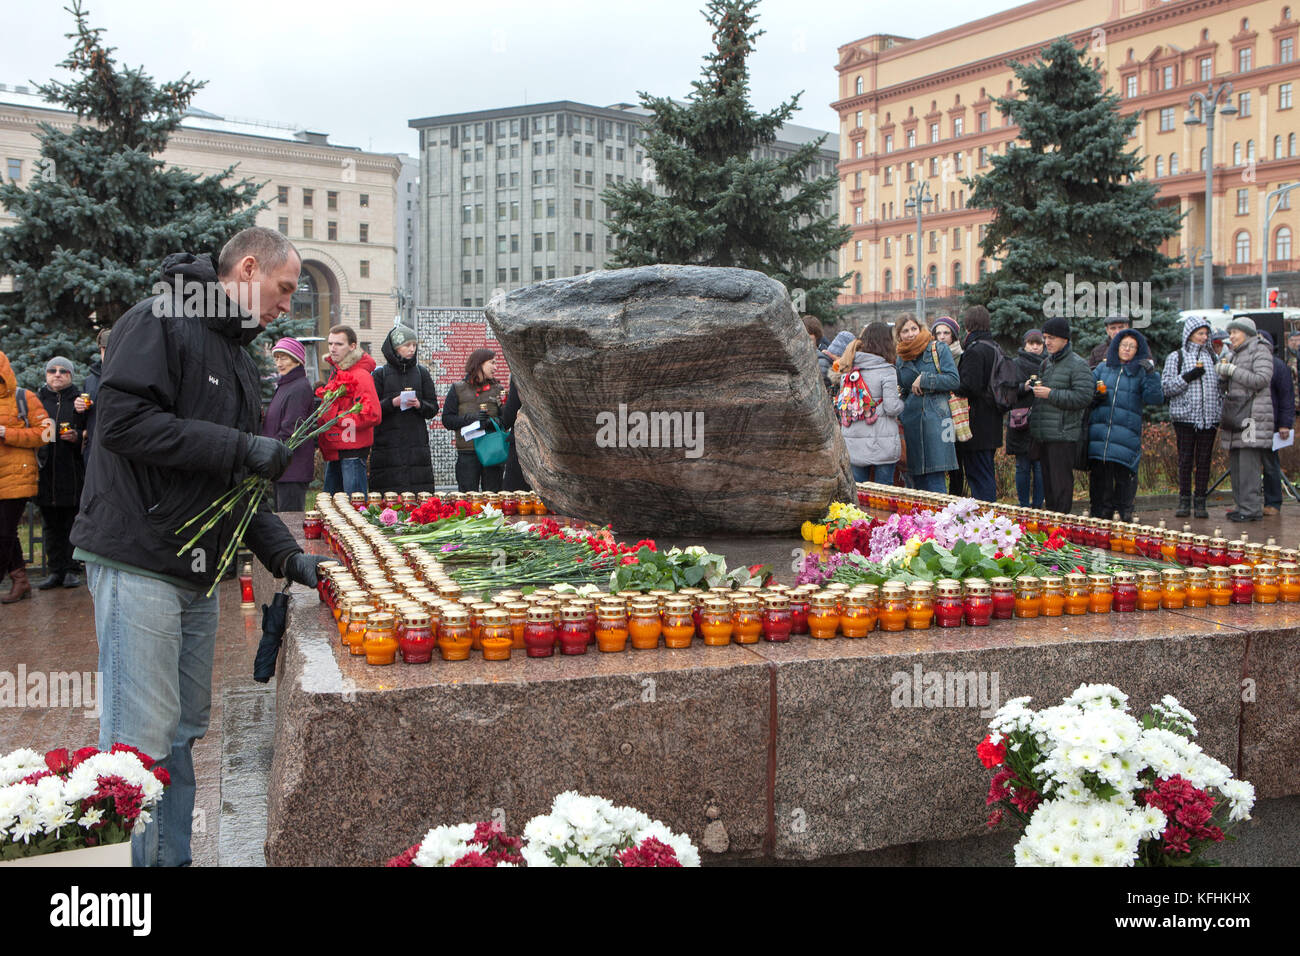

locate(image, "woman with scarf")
(895, 315), (960, 492)
(1160, 315), (1222, 519)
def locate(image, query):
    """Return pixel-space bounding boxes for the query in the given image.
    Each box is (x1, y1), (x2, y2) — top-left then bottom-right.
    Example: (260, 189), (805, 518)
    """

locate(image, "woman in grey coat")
(1217, 317), (1274, 522)
(835, 323), (904, 484)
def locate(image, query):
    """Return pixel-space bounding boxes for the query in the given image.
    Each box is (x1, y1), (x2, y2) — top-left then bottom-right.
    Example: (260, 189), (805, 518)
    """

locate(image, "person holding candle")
(1006, 330), (1045, 508)
(894, 315), (960, 493)
(1086, 329), (1164, 523)
(1217, 317), (1275, 523)
(1028, 317), (1096, 515)
(1161, 315), (1222, 519)
(317, 325), (382, 496)
(35, 356), (87, 589)
(369, 324), (439, 495)
(0, 348), (52, 605)
(835, 323), (904, 484)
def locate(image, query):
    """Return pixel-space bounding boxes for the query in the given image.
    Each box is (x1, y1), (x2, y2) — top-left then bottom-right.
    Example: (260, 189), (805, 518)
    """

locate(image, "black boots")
(1175, 496), (1191, 517)
(1193, 497), (1209, 519)
(37, 572), (65, 590)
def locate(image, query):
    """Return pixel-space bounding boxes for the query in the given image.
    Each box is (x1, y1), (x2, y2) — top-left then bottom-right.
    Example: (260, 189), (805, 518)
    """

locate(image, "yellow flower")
(905, 537), (921, 558)
(801, 521), (814, 541)
(812, 525), (827, 545)
(828, 503), (843, 520)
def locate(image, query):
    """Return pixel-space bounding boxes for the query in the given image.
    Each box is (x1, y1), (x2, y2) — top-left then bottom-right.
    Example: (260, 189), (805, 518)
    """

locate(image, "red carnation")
(71, 746), (99, 768)
(44, 748), (72, 775)
(385, 844), (420, 867)
(977, 734), (1007, 768)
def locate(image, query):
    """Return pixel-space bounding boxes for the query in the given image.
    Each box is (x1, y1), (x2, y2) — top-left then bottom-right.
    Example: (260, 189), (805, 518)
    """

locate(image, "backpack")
(835, 368), (880, 428)
(972, 339), (1019, 413)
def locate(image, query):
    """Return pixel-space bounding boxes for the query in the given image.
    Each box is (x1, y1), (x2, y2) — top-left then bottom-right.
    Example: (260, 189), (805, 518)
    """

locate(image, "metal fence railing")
(20, 502), (47, 576)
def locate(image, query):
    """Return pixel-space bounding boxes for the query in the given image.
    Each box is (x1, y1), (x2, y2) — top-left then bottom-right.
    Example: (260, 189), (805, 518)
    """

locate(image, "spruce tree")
(0, 1), (267, 388)
(602, 0), (851, 321)
(961, 37), (1183, 359)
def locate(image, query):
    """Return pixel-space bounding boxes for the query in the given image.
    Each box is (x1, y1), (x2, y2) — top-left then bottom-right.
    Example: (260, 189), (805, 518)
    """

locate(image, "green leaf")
(683, 565), (706, 586)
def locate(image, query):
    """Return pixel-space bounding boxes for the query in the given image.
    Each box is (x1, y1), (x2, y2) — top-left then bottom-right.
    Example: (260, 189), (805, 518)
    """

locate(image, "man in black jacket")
(955, 306), (1004, 502)
(70, 226), (330, 867)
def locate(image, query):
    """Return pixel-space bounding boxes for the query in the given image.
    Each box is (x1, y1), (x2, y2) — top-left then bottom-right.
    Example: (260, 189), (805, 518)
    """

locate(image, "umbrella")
(253, 582), (293, 683)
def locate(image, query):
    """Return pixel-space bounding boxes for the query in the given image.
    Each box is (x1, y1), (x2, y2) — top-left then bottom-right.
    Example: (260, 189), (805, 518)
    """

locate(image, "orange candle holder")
(662, 600), (695, 648)
(1040, 577), (1065, 617)
(1063, 573), (1089, 615)
(879, 583), (908, 632)
(1087, 574), (1114, 613)
(731, 597), (763, 644)
(807, 592), (840, 638)
(699, 600), (733, 646)
(362, 612), (399, 665)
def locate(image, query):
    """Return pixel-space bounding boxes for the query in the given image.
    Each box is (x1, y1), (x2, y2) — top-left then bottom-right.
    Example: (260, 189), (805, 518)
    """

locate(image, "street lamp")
(1184, 82), (1237, 309)
(1185, 245), (1203, 309)
(904, 181), (934, 325)
(1261, 182), (1300, 306)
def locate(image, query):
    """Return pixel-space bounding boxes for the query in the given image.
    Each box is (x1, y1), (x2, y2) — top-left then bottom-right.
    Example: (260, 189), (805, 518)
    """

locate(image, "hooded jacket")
(1219, 332), (1274, 450)
(0, 351), (51, 501)
(1087, 331), (1165, 471)
(369, 327), (440, 493)
(36, 381), (86, 508)
(69, 253), (300, 587)
(315, 345), (382, 461)
(261, 363), (316, 484)
(1161, 314), (1222, 430)
(840, 351), (904, 467)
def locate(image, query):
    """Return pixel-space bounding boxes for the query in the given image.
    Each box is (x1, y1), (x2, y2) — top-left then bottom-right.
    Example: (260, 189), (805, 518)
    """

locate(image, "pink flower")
(379, 508), (400, 526)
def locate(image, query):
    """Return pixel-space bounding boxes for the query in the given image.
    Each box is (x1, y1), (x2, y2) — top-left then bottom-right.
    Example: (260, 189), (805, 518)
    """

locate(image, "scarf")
(896, 326), (934, 362)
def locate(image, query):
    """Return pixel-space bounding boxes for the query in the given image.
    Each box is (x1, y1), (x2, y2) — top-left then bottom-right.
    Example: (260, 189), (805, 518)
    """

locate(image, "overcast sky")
(5, 0), (1021, 155)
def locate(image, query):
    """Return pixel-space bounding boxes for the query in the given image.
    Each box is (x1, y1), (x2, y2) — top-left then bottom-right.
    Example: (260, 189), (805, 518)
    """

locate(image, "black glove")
(243, 435), (292, 480)
(282, 552), (330, 588)
(1181, 365), (1206, 382)
(1141, 359), (1156, 373)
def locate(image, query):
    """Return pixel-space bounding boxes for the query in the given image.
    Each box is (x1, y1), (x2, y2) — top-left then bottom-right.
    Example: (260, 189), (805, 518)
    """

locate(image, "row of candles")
(305, 492), (1297, 667)
(856, 483), (1298, 568)
(302, 490), (547, 539)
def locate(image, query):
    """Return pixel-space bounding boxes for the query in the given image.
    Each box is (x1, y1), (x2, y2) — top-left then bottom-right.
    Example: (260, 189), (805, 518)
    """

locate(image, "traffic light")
(1268, 287), (1281, 307)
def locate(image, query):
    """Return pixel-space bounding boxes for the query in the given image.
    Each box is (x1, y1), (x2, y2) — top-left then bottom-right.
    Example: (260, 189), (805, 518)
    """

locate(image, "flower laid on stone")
(385, 792), (699, 868)
(980, 684), (1255, 866)
(1, 744), (170, 861)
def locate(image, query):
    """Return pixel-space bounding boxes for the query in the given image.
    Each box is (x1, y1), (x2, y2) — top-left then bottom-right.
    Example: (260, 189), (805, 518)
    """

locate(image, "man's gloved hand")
(243, 435), (292, 480)
(283, 552), (331, 588)
(1182, 365), (1207, 382)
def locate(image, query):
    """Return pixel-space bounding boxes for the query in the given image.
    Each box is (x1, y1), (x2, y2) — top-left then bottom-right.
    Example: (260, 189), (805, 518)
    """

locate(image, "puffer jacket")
(1219, 334), (1274, 450)
(1161, 314), (1222, 430)
(1028, 343), (1095, 444)
(896, 340), (960, 476)
(1087, 332), (1164, 471)
(840, 351), (904, 467)
(0, 351), (52, 501)
(315, 346), (382, 461)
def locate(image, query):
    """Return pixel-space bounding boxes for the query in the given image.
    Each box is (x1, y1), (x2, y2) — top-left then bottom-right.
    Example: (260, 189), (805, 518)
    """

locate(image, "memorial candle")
(1208, 567), (1233, 606)
(1111, 572), (1137, 612)
(1229, 565), (1254, 605)
(963, 579), (992, 626)
(934, 580), (964, 628)
(1063, 573), (1089, 615)
(990, 577), (1015, 619)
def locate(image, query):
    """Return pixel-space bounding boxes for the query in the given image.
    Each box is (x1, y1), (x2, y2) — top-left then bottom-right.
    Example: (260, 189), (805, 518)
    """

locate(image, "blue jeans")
(852, 462), (896, 484)
(323, 454), (369, 495)
(1015, 455), (1044, 508)
(88, 561), (218, 867)
(911, 470), (949, 493)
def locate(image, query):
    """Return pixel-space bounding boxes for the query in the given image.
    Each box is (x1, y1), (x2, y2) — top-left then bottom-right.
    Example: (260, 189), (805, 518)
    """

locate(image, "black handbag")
(1220, 390), (1253, 432)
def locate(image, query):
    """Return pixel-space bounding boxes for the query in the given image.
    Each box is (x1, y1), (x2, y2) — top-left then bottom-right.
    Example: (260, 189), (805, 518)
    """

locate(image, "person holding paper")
(442, 348), (505, 492)
(370, 324), (439, 494)
(1259, 330), (1294, 516)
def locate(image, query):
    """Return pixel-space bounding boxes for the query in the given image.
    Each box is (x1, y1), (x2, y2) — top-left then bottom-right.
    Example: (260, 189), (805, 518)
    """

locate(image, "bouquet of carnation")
(979, 684), (1255, 866)
(0, 744), (170, 860)
(520, 792), (699, 867)
(386, 819), (524, 867)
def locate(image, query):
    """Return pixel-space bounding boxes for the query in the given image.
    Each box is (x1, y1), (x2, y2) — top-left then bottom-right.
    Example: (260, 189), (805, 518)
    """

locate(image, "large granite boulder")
(486, 265), (854, 535)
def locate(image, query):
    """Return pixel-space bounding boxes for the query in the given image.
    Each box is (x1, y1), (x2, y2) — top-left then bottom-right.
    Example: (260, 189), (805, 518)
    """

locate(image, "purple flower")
(440, 543), (461, 552)
(379, 508), (400, 526)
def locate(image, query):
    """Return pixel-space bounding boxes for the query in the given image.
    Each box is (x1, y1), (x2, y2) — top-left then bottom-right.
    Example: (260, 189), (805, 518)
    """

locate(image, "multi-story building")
(0, 83), (401, 356)
(396, 153), (421, 324)
(410, 100), (839, 307)
(833, 0), (1300, 323)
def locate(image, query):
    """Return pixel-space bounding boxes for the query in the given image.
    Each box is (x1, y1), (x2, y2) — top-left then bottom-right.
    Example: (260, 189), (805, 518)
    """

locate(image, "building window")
(358, 301), (371, 328)
(1283, 37), (1296, 64)
(929, 122), (939, 143)
(1277, 226), (1293, 260)
(929, 156), (940, 177)
(546, 199), (556, 218)
(884, 238), (891, 258)
(302, 219), (313, 239)
(929, 230), (938, 253)
(854, 240), (863, 261)
(906, 266), (915, 291)
(359, 260), (370, 278)
(327, 191), (338, 210)
(462, 238), (473, 255)
(1280, 184), (1293, 210)
(1237, 188), (1249, 215)
(854, 206), (863, 224)
(1155, 156), (1165, 178)
(1163, 65), (1175, 90)
(883, 270), (892, 294)
(884, 166), (893, 185)
(533, 233), (542, 252)
(1235, 231), (1251, 263)
(510, 234), (519, 252)
(1292, 133), (1298, 156)
(573, 232), (582, 252)
(1200, 146), (1207, 170)
(475, 236), (483, 254)
(1248, 139), (1256, 162)
(1199, 57), (1213, 81)
(1170, 153), (1179, 175)
(953, 117), (964, 137)
(327, 221), (337, 241)
(853, 171), (862, 189)
(1125, 75), (1138, 98)
(854, 110), (863, 128)
(906, 129), (916, 149)
(1159, 107), (1175, 132)
(1239, 47), (1253, 72)
(510, 267), (519, 281)
(546, 232), (555, 251)
(359, 223), (369, 243)
(277, 185), (288, 204)
(978, 146), (988, 167)
(979, 259), (988, 279)
(978, 111), (988, 132)
(1239, 92), (1252, 116)
(1276, 135), (1285, 159)
(953, 261), (962, 286)
(906, 161), (915, 181)
(953, 152), (964, 173)
(855, 76), (864, 95)
(1233, 142), (1243, 165)
(277, 216), (288, 235)
(855, 141), (863, 158)
(303, 188), (313, 207)
(1281, 83), (1294, 110)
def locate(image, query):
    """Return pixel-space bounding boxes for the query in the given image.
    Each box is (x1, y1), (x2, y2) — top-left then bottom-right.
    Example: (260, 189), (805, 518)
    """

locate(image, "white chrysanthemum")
(412, 822), (477, 867)
(1219, 779), (1256, 821)
(77, 806), (104, 828)
(520, 843), (554, 867)
(0, 748), (47, 787)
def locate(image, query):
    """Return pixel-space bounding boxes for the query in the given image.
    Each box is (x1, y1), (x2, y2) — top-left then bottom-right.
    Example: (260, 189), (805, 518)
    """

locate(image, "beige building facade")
(833, 0), (1300, 320)
(0, 85), (401, 357)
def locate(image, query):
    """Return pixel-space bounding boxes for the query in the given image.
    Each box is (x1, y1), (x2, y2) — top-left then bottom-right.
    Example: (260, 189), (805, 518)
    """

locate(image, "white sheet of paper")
(461, 421), (485, 440)
(1272, 431), (1294, 451)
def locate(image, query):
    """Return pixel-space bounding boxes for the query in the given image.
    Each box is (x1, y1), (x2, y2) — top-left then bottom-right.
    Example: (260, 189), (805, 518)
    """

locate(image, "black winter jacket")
(37, 383), (86, 508)
(83, 358), (102, 466)
(369, 328), (439, 493)
(955, 331), (1005, 452)
(1005, 348), (1041, 457)
(70, 253), (300, 587)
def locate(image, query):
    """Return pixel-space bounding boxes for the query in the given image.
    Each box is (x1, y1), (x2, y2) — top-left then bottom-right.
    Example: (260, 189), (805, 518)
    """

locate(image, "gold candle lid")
(1064, 572), (1088, 587)
(1184, 567), (1208, 582)
(1113, 571), (1136, 584)
(935, 579), (962, 597)
(401, 609), (430, 627)
(1014, 576), (1040, 589)
(1160, 568), (1185, 583)
(482, 607), (510, 626)
(881, 581), (907, 597)
(810, 591), (839, 608)
(988, 576), (1014, 589)
(1136, 570), (1161, 585)
(1040, 576), (1063, 589)
(964, 579), (990, 595)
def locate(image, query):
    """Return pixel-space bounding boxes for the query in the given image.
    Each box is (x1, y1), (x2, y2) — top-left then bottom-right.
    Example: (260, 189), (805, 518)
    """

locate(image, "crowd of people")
(813, 306), (1298, 525)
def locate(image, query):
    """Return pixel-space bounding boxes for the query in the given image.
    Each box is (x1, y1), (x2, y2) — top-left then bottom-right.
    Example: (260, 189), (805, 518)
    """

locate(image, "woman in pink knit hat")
(261, 337), (316, 512)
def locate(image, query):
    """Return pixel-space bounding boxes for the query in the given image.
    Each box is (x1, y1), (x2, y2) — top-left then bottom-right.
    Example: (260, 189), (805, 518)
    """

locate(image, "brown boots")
(2, 567), (31, 604)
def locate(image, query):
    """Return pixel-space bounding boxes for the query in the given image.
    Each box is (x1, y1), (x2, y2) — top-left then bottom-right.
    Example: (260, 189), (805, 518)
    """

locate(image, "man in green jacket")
(1028, 316), (1096, 514)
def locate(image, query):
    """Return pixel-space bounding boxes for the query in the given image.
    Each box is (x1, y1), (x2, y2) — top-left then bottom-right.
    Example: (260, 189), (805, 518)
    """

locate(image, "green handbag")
(474, 419), (510, 468)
